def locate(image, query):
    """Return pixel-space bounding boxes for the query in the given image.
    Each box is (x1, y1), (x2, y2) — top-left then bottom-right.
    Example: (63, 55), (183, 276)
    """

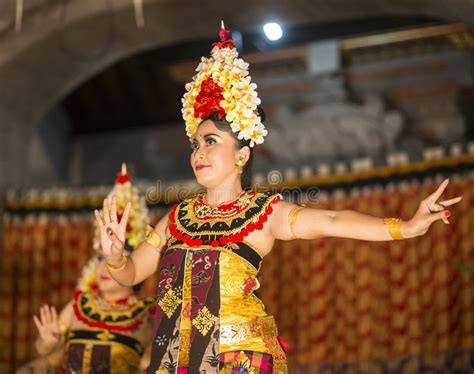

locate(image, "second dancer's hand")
(94, 196), (131, 265)
(33, 305), (61, 346)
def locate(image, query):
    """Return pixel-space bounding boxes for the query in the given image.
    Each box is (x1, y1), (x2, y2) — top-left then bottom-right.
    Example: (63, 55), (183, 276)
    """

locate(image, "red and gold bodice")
(148, 190), (287, 373)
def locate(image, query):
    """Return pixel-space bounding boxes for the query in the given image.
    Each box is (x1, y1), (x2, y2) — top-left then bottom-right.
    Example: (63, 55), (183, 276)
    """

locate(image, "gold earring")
(235, 159), (245, 174)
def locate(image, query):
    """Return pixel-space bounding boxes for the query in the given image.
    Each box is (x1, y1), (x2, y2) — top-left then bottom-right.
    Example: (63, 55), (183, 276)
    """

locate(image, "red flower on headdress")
(219, 27), (230, 41)
(212, 25), (236, 49)
(193, 77), (226, 119)
(212, 39), (235, 49)
(115, 171), (132, 185)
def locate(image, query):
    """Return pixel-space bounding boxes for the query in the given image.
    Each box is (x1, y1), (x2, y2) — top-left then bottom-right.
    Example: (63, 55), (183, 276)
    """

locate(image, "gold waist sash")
(219, 315), (279, 345)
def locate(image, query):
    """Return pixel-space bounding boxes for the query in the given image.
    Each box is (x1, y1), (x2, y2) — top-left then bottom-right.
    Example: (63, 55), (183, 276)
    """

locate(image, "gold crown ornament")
(181, 21), (267, 147)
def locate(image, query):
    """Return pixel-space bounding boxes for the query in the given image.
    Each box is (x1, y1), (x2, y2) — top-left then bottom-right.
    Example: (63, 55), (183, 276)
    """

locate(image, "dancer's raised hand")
(33, 305), (61, 346)
(404, 178), (462, 237)
(94, 196), (131, 265)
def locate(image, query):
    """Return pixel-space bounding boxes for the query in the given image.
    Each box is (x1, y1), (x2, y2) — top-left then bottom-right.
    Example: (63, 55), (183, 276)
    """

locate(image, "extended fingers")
(94, 209), (105, 226)
(426, 178), (449, 204)
(120, 202), (131, 230)
(110, 195), (117, 223)
(33, 315), (42, 330)
(51, 306), (58, 322)
(439, 196), (463, 207)
(103, 198), (111, 224)
(44, 305), (52, 324)
(40, 305), (47, 324)
(428, 196), (461, 224)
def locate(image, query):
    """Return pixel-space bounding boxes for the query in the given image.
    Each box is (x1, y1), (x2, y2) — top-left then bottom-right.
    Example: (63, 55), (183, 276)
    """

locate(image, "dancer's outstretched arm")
(270, 179), (462, 241)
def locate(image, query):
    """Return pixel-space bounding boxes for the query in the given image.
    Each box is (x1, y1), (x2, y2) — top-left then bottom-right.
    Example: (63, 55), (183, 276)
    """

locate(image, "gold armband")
(383, 218), (404, 240)
(288, 204), (306, 239)
(146, 225), (161, 251)
(106, 253), (128, 270)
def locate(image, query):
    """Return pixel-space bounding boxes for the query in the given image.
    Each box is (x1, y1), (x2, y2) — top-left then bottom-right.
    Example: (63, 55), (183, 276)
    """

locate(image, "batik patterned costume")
(148, 190), (288, 373)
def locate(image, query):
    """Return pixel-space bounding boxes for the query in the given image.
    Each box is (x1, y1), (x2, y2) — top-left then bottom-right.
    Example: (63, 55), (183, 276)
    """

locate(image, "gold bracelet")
(106, 254), (128, 270)
(288, 204), (306, 239)
(58, 321), (68, 336)
(383, 218), (404, 240)
(146, 225), (162, 251)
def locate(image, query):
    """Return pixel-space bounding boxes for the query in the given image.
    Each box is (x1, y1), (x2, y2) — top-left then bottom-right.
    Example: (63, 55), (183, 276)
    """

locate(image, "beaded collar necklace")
(168, 191), (282, 248)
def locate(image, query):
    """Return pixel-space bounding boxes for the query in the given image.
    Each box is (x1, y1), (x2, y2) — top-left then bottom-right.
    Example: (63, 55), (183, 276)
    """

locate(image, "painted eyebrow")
(191, 133), (222, 142)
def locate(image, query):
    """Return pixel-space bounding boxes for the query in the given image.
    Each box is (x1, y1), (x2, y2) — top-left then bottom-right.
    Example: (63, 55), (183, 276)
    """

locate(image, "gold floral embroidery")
(192, 306), (218, 336)
(158, 288), (181, 318)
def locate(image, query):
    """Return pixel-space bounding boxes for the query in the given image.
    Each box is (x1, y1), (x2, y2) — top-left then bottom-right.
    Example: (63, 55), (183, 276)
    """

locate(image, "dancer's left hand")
(403, 178), (462, 238)
(33, 305), (61, 346)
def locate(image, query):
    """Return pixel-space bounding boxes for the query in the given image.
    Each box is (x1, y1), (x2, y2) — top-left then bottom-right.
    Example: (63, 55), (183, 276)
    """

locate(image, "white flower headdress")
(181, 21), (267, 147)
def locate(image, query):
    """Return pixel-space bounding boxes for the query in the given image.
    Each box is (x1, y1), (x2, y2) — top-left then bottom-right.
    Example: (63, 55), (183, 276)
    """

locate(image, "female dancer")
(33, 255), (155, 373)
(95, 23), (462, 373)
(34, 167), (155, 373)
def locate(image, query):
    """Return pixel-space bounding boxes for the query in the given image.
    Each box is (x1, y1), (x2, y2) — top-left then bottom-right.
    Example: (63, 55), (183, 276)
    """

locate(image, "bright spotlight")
(263, 22), (283, 41)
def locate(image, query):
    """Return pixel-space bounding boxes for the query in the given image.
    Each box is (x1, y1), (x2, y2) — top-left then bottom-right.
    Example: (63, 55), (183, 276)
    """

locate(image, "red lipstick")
(195, 164), (209, 171)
